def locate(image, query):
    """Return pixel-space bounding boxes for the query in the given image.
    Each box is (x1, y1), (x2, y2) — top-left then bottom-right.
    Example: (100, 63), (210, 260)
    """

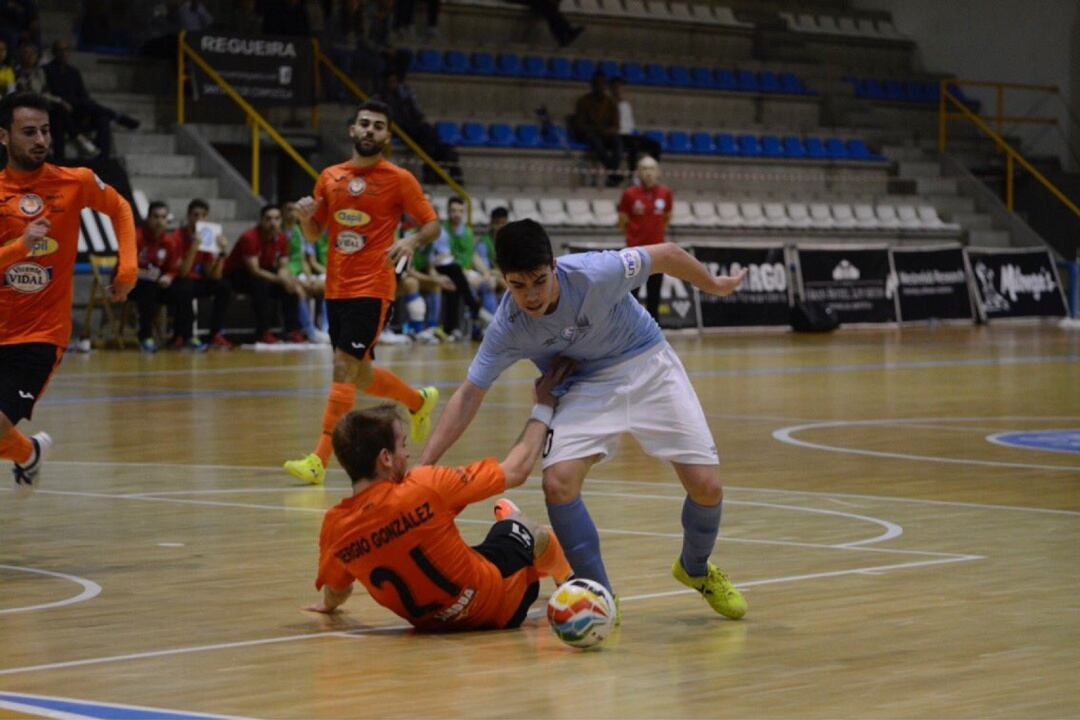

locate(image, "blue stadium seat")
(496, 53), (522, 76)
(667, 130), (691, 154)
(444, 51), (469, 74)
(883, 80), (905, 102)
(644, 130), (667, 153)
(846, 139), (883, 161)
(515, 124), (542, 148)
(736, 70), (759, 92)
(823, 137), (849, 159)
(923, 82), (941, 102)
(779, 72), (807, 95)
(622, 62), (645, 84)
(523, 55), (547, 78)
(460, 122), (489, 146)
(905, 82), (929, 102)
(760, 135), (784, 157)
(803, 137), (828, 159)
(690, 67), (715, 89)
(714, 69), (737, 91)
(863, 79), (886, 100)
(782, 136), (806, 158)
(435, 121), (461, 146)
(737, 134), (762, 156)
(573, 58), (595, 82)
(488, 123), (515, 147)
(848, 77), (868, 98)
(644, 64), (670, 86)
(549, 57), (573, 80)
(599, 60), (620, 79)
(669, 66), (692, 87)
(690, 132), (716, 154)
(715, 133), (739, 156)
(759, 72), (783, 94)
(471, 52), (496, 75)
(565, 127), (588, 150)
(542, 125), (569, 149)
(414, 49), (443, 73)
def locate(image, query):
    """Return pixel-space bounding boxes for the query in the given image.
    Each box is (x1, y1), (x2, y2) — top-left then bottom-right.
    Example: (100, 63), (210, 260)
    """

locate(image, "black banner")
(691, 245), (791, 327)
(796, 247), (897, 323)
(965, 247), (1067, 320)
(564, 244), (698, 329)
(188, 33), (313, 120)
(891, 246), (973, 322)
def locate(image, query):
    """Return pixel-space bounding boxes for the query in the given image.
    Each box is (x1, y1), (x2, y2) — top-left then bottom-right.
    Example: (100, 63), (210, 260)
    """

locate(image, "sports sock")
(547, 496), (612, 592)
(535, 528), (573, 583)
(314, 382), (356, 464)
(0, 427), (34, 465)
(364, 367), (422, 412)
(297, 297), (316, 336)
(680, 496), (722, 577)
(424, 292), (440, 328)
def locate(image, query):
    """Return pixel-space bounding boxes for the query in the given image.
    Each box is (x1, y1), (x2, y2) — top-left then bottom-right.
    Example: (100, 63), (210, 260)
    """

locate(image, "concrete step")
(150, 197), (240, 223)
(913, 177), (957, 194)
(222, 220), (254, 242)
(128, 175), (219, 200)
(881, 144), (929, 162)
(93, 93), (169, 131)
(114, 133), (177, 155)
(897, 160), (940, 179)
(123, 153), (197, 177)
(81, 69), (122, 93)
(967, 229), (1011, 247)
(950, 212), (993, 230)
(927, 194), (976, 214)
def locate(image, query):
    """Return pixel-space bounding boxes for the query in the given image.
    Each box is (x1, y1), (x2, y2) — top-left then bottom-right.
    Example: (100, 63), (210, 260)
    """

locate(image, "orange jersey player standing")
(0, 92), (136, 498)
(284, 99), (442, 487)
(307, 360), (574, 631)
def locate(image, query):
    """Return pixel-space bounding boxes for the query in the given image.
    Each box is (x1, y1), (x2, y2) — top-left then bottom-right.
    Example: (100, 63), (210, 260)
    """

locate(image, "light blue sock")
(547, 496), (612, 592)
(424, 293), (441, 329)
(680, 497), (722, 577)
(297, 298), (315, 335)
(318, 299), (328, 331)
(480, 286), (497, 314)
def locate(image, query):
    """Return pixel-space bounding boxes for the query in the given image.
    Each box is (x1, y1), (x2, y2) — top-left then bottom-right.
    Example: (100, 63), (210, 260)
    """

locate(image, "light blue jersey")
(467, 248), (664, 389)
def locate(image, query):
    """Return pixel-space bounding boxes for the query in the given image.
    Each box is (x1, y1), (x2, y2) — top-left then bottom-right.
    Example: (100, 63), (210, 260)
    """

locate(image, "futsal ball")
(546, 578), (616, 649)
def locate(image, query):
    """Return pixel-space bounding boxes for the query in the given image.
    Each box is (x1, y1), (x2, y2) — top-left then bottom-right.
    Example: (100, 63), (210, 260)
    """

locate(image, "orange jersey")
(316, 458), (537, 631)
(311, 158), (436, 301)
(0, 164), (136, 347)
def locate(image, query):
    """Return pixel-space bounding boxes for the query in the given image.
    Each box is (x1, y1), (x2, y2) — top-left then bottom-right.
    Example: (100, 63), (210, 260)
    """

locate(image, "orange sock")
(0, 427), (34, 465)
(314, 382), (356, 464)
(536, 528), (573, 584)
(364, 367), (422, 413)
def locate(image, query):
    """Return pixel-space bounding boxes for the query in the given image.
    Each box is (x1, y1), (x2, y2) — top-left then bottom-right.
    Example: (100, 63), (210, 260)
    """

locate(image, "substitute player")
(306, 361), (574, 630)
(0, 91), (136, 497)
(284, 100), (441, 486)
(419, 219), (750, 620)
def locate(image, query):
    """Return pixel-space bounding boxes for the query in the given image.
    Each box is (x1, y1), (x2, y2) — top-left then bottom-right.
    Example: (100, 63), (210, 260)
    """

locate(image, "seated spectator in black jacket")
(382, 70), (462, 184)
(44, 40), (139, 158)
(570, 71), (623, 187)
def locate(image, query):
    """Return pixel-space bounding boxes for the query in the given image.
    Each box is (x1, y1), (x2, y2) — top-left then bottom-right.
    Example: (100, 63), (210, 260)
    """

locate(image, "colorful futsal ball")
(546, 578), (616, 649)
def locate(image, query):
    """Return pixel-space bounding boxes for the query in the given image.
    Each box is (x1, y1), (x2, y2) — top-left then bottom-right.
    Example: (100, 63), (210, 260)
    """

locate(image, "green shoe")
(613, 594), (621, 626)
(672, 557), (747, 619)
(284, 453), (325, 486)
(410, 386), (439, 443)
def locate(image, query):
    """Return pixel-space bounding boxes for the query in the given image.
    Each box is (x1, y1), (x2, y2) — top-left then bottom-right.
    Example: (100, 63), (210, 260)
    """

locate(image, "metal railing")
(175, 31), (318, 196)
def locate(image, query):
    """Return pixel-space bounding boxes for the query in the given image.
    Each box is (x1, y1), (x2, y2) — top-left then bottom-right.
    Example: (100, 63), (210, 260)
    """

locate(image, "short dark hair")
(332, 405), (403, 482)
(0, 92), (51, 131)
(490, 206), (509, 221)
(187, 198), (209, 214)
(260, 203), (281, 218)
(355, 99), (393, 125)
(448, 196), (465, 209)
(494, 219), (554, 274)
(146, 200), (169, 217)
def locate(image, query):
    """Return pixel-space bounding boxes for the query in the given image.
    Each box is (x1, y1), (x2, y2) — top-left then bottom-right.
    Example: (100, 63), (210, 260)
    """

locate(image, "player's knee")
(542, 473), (580, 504)
(401, 276), (419, 294)
(686, 476), (723, 505)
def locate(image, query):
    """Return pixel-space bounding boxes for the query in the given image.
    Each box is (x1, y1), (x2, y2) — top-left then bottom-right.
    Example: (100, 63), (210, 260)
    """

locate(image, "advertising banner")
(690, 245), (791, 327)
(965, 247), (1067, 320)
(796, 246), (897, 323)
(890, 245), (973, 322)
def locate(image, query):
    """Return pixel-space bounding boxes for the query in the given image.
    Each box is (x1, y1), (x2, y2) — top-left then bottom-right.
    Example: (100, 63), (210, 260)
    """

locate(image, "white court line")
(0, 552), (982, 678)
(0, 565), (102, 615)
(773, 417), (1080, 473)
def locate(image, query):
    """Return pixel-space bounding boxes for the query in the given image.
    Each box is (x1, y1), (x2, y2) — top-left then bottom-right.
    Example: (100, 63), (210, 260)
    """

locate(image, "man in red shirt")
(170, 198), (233, 349)
(0, 92), (135, 498)
(131, 200), (182, 352)
(617, 156), (672, 321)
(224, 203), (304, 344)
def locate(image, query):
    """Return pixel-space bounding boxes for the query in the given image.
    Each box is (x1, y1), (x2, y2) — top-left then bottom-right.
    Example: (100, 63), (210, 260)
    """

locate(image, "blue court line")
(0, 692), (247, 720)
(990, 430), (1080, 455)
(37, 354), (1078, 408)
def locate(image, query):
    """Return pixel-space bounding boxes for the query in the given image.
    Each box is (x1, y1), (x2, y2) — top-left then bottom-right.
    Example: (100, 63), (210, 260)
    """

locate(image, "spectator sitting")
(502, 0), (582, 47)
(283, 201), (329, 343)
(570, 71), (623, 187)
(169, 198), (234, 349)
(13, 41), (81, 159)
(430, 196), (493, 341)
(610, 76), (662, 174)
(405, 213), (452, 343)
(381, 70), (462, 184)
(131, 201), (187, 352)
(473, 205), (508, 298)
(0, 39), (16, 94)
(44, 40), (140, 159)
(176, 0), (213, 32)
(223, 204), (305, 344)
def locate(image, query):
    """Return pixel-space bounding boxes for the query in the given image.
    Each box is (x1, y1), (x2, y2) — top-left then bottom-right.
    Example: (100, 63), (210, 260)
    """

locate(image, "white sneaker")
(379, 329), (412, 346)
(12, 432), (52, 500)
(415, 327), (441, 345)
(307, 328), (331, 344)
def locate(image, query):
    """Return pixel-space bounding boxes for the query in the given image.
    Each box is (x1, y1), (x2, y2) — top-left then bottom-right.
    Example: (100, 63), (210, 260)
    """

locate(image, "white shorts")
(542, 343), (719, 468)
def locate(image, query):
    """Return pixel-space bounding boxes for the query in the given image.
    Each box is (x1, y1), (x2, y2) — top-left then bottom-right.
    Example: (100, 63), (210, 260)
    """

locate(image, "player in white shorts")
(419, 219), (749, 620)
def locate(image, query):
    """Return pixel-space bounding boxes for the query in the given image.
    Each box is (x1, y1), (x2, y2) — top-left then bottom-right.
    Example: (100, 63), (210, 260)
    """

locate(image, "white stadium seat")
(852, 203), (880, 229)
(786, 202), (813, 229)
(875, 204), (901, 229)
(591, 198), (619, 226)
(713, 6), (752, 28)
(645, 0), (673, 20)
(511, 197), (542, 223)
(808, 203), (835, 229)
(762, 202), (790, 228)
(716, 202), (743, 227)
(481, 196), (508, 219)
(831, 203), (858, 229)
(738, 202), (766, 227)
(565, 198), (596, 226)
(896, 205), (922, 229)
(816, 15), (840, 34)
(692, 3), (722, 24)
(670, 200), (695, 227)
(538, 198), (570, 226)
(691, 200), (719, 227)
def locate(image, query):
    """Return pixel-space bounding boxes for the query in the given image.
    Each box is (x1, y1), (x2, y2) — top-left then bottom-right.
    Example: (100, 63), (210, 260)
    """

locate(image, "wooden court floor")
(1, 324), (1078, 719)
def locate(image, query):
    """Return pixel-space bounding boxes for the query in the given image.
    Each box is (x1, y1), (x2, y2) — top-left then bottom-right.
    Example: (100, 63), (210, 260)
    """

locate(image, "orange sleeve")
(399, 169), (437, 226)
(0, 238), (31, 271)
(422, 459), (506, 513)
(314, 514), (355, 591)
(81, 169), (137, 286)
(312, 174), (330, 228)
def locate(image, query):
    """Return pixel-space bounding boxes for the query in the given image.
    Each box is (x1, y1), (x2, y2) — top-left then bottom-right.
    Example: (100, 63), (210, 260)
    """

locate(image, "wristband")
(530, 404), (554, 426)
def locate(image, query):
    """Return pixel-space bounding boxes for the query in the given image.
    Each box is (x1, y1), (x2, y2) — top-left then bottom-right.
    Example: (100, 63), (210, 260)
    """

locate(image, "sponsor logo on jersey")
(347, 177), (367, 196)
(335, 231), (366, 254)
(28, 236), (59, 257)
(334, 209), (371, 227)
(18, 194), (43, 216)
(619, 248), (643, 279)
(3, 262), (52, 293)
